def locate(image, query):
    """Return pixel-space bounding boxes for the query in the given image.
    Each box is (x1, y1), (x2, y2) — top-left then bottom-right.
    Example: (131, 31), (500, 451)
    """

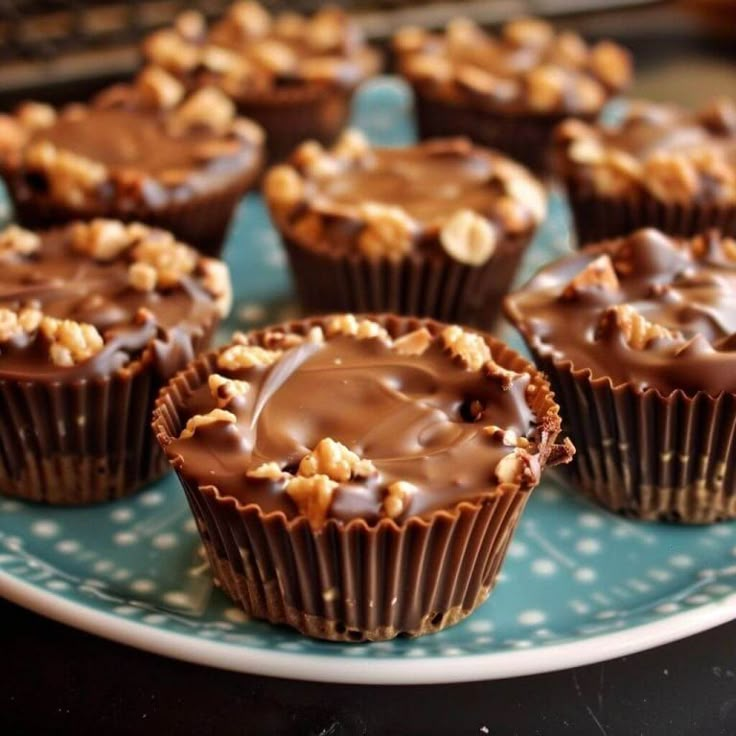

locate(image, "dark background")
(2, 1), (736, 734)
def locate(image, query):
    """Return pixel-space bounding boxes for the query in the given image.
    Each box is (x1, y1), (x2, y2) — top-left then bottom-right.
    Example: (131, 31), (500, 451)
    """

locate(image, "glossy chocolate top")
(0, 73), (263, 212)
(264, 133), (546, 265)
(143, 3), (380, 96)
(164, 316), (552, 528)
(395, 16), (632, 115)
(555, 98), (736, 204)
(0, 220), (229, 380)
(506, 228), (736, 394)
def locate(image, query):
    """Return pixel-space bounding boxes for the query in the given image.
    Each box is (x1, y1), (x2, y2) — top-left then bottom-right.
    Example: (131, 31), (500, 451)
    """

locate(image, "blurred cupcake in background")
(262, 130), (547, 329)
(143, 2), (381, 163)
(554, 97), (736, 245)
(394, 16), (632, 173)
(0, 66), (264, 256)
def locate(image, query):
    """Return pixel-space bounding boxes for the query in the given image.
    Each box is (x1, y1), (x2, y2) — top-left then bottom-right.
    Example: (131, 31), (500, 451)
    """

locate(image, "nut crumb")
(208, 373), (250, 407)
(393, 328), (432, 356)
(441, 325), (491, 371)
(0, 224), (40, 257)
(199, 258), (233, 317)
(179, 408), (237, 439)
(440, 210), (497, 266)
(326, 314), (390, 342)
(40, 316), (104, 366)
(298, 437), (376, 482)
(383, 480), (417, 519)
(358, 203), (416, 261)
(285, 474), (338, 529)
(247, 461), (285, 480)
(217, 344), (282, 371)
(597, 304), (681, 349)
(561, 254), (620, 299)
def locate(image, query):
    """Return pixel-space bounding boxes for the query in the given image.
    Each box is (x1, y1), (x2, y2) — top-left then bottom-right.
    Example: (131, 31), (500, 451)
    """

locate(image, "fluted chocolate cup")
(152, 314), (572, 641)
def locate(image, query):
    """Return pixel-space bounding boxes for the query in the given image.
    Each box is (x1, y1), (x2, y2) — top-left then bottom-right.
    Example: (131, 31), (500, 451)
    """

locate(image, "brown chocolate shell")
(152, 314), (570, 641)
(564, 178), (736, 246)
(0, 317), (217, 505)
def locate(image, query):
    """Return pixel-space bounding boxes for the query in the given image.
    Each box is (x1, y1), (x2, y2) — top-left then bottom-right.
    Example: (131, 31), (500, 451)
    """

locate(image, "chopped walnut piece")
(71, 219), (132, 261)
(262, 325), (324, 349)
(0, 307), (42, 342)
(273, 12), (307, 41)
(0, 224), (40, 257)
(597, 305), (681, 349)
(208, 373), (250, 408)
(393, 328), (432, 356)
(567, 137), (606, 165)
(199, 258), (232, 317)
(383, 480), (417, 519)
(40, 316), (104, 367)
(441, 325), (491, 371)
(503, 175), (547, 224)
(494, 448), (534, 487)
(298, 437), (376, 482)
(179, 408), (237, 440)
(440, 210), (497, 266)
(332, 128), (370, 162)
(247, 461), (287, 480)
(503, 17), (554, 47)
(404, 54), (453, 85)
(285, 474), (337, 530)
(393, 26), (427, 54)
(456, 65), (500, 96)
(483, 425), (530, 449)
(175, 10), (206, 40)
(132, 237), (197, 289)
(526, 66), (565, 112)
(128, 262), (158, 292)
(589, 41), (631, 90)
(144, 29), (201, 73)
(550, 31), (588, 67)
(326, 314), (390, 342)
(137, 66), (185, 109)
(217, 344), (282, 371)
(561, 254), (620, 300)
(358, 203), (416, 261)
(16, 102), (56, 131)
(170, 87), (236, 135)
(305, 9), (344, 52)
(251, 39), (298, 75)
(644, 153), (698, 204)
(263, 165), (305, 211)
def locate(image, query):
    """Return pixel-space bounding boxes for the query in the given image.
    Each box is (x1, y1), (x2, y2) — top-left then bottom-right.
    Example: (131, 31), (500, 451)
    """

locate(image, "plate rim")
(2, 567), (734, 684)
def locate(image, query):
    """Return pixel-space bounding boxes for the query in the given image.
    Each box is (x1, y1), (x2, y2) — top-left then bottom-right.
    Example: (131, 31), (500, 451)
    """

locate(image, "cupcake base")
(565, 180), (736, 246)
(283, 237), (530, 331)
(413, 89), (590, 174)
(533, 352), (736, 523)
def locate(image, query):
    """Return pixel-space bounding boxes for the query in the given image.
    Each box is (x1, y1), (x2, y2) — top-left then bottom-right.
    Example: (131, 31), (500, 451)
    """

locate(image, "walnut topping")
(456, 65), (501, 97)
(39, 316), (104, 367)
(179, 408), (237, 440)
(561, 255), (620, 300)
(261, 326), (325, 349)
(503, 17), (554, 47)
(597, 305), (681, 349)
(589, 41), (632, 90)
(136, 66), (185, 109)
(144, 29), (201, 73)
(131, 237), (197, 289)
(174, 10), (206, 40)
(217, 344), (282, 371)
(483, 425), (530, 449)
(441, 325), (491, 371)
(298, 437), (376, 482)
(0, 225), (40, 257)
(494, 448), (534, 486)
(128, 262), (158, 292)
(25, 141), (107, 206)
(208, 373), (250, 408)
(285, 474), (338, 530)
(326, 314), (390, 342)
(263, 165), (305, 211)
(229, 1), (272, 38)
(0, 307), (42, 342)
(404, 54), (454, 85)
(251, 39), (298, 75)
(393, 328), (432, 356)
(170, 87), (236, 135)
(503, 175), (547, 224)
(568, 137), (606, 165)
(247, 461), (286, 480)
(393, 26), (427, 54)
(644, 153), (698, 204)
(440, 210), (497, 266)
(199, 258), (232, 317)
(15, 102), (56, 131)
(526, 66), (565, 112)
(358, 203), (416, 261)
(383, 480), (417, 519)
(332, 128), (371, 162)
(71, 219), (133, 261)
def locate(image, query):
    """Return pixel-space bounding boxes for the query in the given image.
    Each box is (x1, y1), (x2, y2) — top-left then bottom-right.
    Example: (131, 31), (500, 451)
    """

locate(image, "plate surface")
(1, 78), (735, 685)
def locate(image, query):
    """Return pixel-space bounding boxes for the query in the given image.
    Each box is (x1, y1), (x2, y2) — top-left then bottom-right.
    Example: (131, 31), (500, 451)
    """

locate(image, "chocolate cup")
(233, 85), (355, 165)
(504, 301), (736, 523)
(152, 314), (569, 641)
(3, 165), (261, 258)
(411, 87), (597, 174)
(564, 178), (736, 246)
(281, 234), (532, 331)
(0, 318), (218, 506)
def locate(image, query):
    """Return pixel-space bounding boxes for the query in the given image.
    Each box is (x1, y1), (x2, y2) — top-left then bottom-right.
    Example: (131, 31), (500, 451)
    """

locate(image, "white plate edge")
(1, 568), (735, 685)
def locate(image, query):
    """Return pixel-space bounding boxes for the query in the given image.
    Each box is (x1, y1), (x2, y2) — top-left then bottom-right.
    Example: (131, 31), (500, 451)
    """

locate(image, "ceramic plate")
(0, 79), (735, 685)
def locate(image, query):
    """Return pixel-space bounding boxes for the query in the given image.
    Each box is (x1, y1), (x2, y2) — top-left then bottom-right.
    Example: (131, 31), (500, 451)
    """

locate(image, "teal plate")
(1, 79), (735, 684)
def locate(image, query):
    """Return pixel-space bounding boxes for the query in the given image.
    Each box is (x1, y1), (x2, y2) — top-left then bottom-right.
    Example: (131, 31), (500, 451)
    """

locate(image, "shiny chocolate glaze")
(506, 228), (736, 394)
(168, 332), (540, 524)
(0, 225), (221, 380)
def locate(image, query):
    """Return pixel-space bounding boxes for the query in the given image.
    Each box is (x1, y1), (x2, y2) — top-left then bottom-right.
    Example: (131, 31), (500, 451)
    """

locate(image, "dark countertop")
(1, 597), (735, 735)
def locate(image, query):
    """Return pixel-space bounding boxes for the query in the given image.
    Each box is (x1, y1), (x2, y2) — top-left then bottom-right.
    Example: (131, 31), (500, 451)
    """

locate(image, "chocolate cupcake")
(394, 17), (632, 172)
(143, 3), (381, 163)
(505, 227), (736, 523)
(555, 98), (736, 244)
(0, 67), (264, 256)
(0, 219), (230, 504)
(152, 314), (572, 641)
(263, 131), (547, 329)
